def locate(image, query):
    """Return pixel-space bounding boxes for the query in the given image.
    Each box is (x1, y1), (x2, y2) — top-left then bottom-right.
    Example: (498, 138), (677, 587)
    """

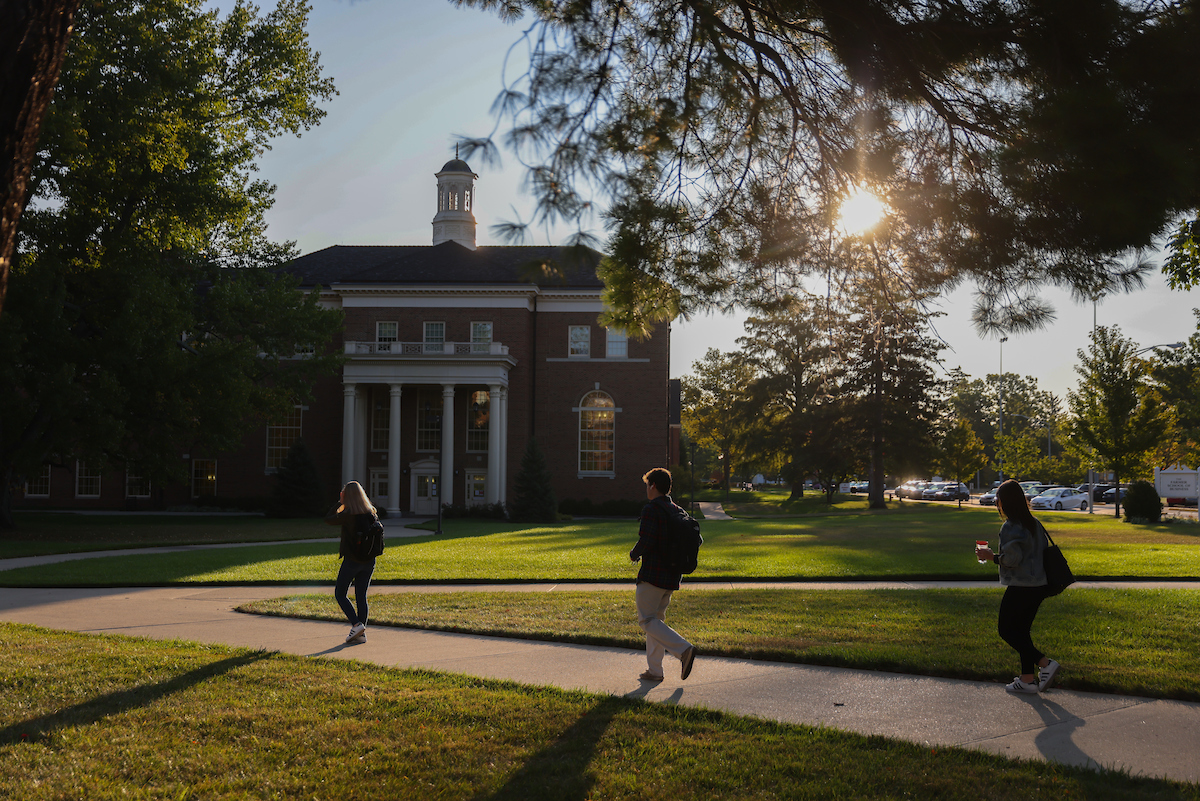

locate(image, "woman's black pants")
(997, 584), (1054, 675)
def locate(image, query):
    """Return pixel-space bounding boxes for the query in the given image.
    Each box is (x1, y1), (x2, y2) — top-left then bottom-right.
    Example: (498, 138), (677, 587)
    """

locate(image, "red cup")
(975, 540), (988, 564)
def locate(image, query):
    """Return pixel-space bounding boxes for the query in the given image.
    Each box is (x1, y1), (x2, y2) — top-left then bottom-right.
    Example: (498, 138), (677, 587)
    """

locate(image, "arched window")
(578, 390), (615, 475)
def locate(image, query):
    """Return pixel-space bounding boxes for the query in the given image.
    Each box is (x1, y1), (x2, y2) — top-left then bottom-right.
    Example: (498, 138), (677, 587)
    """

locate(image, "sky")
(253, 0), (1200, 401)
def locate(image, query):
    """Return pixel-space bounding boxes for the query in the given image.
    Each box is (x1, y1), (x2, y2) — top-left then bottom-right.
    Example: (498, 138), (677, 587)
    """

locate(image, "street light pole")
(998, 336), (1008, 482)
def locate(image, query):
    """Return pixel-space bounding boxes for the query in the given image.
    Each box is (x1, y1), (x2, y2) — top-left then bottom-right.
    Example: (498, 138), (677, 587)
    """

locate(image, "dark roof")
(439, 158), (474, 173)
(282, 241), (605, 289)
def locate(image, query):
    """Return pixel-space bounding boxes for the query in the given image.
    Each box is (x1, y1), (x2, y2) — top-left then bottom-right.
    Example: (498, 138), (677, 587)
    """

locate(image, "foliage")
(267, 439), (326, 518)
(1163, 217), (1200, 290)
(0, 0), (341, 530)
(1122, 480), (1163, 524)
(556, 497), (645, 518)
(508, 438), (557, 523)
(440, 501), (508, 520)
(454, 0), (1197, 332)
(681, 348), (758, 501)
(1068, 326), (1170, 517)
(994, 431), (1043, 480)
(1147, 310), (1200, 468)
(934, 417), (988, 505)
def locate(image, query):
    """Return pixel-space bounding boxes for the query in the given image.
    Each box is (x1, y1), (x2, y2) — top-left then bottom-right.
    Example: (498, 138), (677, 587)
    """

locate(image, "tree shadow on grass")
(0, 651), (271, 745)
(475, 695), (628, 801)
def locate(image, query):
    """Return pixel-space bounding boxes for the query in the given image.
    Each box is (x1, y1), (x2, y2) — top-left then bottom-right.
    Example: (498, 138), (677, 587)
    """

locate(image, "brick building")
(17, 157), (673, 513)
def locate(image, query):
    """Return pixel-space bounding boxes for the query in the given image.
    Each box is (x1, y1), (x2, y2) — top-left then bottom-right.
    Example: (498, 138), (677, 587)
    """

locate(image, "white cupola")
(432, 149), (478, 250)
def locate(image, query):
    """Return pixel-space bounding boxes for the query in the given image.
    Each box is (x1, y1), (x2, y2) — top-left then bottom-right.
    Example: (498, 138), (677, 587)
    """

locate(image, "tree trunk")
(0, 0), (80, 317)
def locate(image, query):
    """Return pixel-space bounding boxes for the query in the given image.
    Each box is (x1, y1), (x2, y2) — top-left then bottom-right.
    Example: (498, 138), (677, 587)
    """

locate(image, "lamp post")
(998, 336), (1008, 481)
(689, 440), (696, 515)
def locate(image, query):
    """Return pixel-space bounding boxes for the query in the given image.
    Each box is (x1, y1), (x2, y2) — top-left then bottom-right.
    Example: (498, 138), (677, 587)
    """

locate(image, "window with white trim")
(266, 407), (303, 471)
(126, 466), (151, 498)
(471, 321), (493, 353)
(75, 461), (101, 498)
(377, 321), (398, 352)
(25, 465), (51, 498)
(579, 391), (615, 474)
(417, 391), (442, 451)
(192, 459), (217, 498)
(424, 321), (445, 353)
(606, 329), (628, 358)
(466, 390), (490, 452)
(569, 325), (590, 358)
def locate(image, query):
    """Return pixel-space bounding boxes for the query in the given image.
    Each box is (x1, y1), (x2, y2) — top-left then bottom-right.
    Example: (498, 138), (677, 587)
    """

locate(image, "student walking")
(975, 479), (1061, 694)
(629, 467), (696, 682)
(325, 481), (381, 644)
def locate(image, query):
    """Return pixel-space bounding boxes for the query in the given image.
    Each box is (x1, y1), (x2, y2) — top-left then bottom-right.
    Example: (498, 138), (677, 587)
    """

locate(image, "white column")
(341, 383), (356, 487)
(355, 389), (369, 486)
(440, 384), (455, 506)
(387, 383), (403, 515)
(486, 383), (502, 504)
(498, 387), (509, 505)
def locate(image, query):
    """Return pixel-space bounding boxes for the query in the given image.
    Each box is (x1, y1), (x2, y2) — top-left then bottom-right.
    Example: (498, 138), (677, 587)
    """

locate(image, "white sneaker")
(345, 623), (366, 643)
(1038, 659), (1060, 691)
(1005, 677), (1039, 694)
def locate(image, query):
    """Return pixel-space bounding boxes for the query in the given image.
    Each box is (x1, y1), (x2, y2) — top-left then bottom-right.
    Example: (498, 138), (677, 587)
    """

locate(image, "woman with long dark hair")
(324, 481), (380, 644)
(975, 479), (1061, 694)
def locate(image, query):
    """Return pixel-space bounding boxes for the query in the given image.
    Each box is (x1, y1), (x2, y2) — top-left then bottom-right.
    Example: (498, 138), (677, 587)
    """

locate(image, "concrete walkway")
(1, 581), (1198, 784)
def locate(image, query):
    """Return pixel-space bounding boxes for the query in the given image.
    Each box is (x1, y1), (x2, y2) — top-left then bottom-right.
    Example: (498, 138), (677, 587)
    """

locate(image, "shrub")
(1123, 480), (1163, 523)
(440, 501), (507, 520)
(267, 439), (327, 518)
(508, 438), (557, 523)
(558, 497), (646, 517)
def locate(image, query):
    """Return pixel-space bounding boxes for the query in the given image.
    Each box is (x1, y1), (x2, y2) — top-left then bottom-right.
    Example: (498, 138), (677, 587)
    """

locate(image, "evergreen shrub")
(508, 438), (557, 523)
(1123, 480), (1163, 523)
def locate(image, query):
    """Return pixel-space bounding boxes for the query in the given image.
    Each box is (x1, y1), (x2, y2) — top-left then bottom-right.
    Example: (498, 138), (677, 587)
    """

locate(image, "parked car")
(979, 487), (999, 506)
(934, 482), (971, 501)
(901, 481), (932, 499)
(1031, 486), (1089, 511)
(922, 482), (950, 500)
(1076, 483), (1113, 502)
(1102, 485), (1132, 503)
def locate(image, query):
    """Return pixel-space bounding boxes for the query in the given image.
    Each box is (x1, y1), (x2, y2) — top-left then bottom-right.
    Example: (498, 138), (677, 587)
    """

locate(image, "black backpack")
(352, 514), (385, 560)
(655, 498), (702, 574)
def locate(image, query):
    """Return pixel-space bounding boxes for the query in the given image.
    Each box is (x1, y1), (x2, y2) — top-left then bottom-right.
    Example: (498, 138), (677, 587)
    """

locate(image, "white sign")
(1156, 465), (1198, 498)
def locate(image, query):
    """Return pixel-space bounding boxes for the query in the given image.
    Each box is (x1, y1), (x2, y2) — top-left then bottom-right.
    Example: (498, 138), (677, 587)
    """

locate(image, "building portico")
(339, 338), (515, 515)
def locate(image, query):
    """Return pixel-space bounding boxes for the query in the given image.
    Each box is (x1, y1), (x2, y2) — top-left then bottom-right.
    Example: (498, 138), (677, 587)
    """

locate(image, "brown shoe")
(638, 670), (664, 682)
(680, 646), (696, 680)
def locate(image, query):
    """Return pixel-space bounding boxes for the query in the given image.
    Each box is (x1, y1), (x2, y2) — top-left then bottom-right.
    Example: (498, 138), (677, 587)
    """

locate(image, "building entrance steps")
(1, 584), (1197, 784)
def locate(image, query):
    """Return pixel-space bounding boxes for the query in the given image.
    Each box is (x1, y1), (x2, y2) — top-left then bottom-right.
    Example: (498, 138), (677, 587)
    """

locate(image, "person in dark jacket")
(975, 479), (1061, 694)
(629, 467), (696, 682)
(324, 480), (380, 644)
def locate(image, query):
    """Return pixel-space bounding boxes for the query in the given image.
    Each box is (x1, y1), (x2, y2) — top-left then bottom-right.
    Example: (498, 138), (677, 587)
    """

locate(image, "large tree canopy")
(458, 0), (1199, 332)
(0, 0), (341, 528)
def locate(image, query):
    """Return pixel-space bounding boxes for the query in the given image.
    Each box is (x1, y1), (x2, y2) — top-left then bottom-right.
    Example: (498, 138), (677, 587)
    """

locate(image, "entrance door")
(370, 469), (389, 510)
(465, 471), (487, 506)
(413, 473), (439, 515)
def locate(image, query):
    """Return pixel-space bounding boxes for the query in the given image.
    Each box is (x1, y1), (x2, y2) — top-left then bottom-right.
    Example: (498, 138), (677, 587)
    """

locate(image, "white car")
(1030, 487), (1089, 511)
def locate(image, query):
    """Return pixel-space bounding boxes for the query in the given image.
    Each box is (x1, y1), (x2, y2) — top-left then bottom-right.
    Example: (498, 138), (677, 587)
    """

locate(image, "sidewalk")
(1, 583), (1197, 784)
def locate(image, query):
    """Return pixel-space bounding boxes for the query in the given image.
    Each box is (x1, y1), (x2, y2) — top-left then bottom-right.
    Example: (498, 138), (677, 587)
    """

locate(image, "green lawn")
(3, 505), (1197, 585)
(2, 624), (1194, 800)
(0, 513), (331, 558)
(242, 587), (1200, 702)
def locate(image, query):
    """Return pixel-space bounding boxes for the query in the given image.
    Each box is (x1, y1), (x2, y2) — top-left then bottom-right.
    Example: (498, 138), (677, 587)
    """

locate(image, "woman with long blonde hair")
(324, 481), (380, 643)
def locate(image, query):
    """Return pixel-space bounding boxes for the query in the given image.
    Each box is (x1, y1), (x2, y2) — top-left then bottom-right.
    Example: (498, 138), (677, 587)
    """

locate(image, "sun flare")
(838, 188), (887, 235)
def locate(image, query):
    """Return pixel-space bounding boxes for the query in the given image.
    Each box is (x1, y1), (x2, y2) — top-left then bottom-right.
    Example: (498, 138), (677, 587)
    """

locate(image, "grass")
(3, 505), (1197, 586)
(0, 512), (331, 558)
(242, 587), (1200, 702)
(2, 624), (1195, 800)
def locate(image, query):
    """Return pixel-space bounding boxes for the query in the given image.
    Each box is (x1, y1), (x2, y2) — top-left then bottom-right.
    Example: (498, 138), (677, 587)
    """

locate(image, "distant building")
(17, 157), (672, 513)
